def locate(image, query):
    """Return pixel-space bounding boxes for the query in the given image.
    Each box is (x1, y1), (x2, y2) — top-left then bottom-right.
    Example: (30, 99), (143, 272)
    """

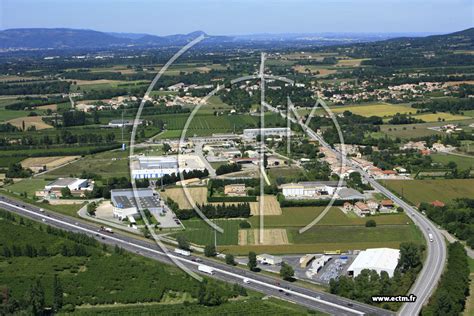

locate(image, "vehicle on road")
(243, 278), (250, 284)
(39, 208), (44, 213)
(99, 226), (113, 233)
(174, 248), (191, 256)
(198, 264), (214, 275)
(429, 233), (434, 242)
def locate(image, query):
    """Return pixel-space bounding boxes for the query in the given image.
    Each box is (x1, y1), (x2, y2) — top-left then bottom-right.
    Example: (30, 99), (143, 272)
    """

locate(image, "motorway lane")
(0, 195), (392, 316)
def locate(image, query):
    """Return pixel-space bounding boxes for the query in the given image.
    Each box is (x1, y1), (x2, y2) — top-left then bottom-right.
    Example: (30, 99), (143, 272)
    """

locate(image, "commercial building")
(243, 127), (291, 139)
(348, 248), (400, 277)
(280, 181), (344, 199)
(130, 155), (206, 179)
(108, 119), (143, 128)
(256, 254), (282, 265)
(37, 177), (94, 198)
(110, 188), (162, 220)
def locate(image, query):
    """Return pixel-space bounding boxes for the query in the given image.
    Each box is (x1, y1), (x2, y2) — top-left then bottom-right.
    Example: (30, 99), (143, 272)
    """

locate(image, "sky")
(0, 0), (472, 36)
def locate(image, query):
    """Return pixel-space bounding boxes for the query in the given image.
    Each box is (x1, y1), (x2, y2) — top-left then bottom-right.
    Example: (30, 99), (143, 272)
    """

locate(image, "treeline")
(330, 242), (424, 311)
(279, 198), (348, 207)
(412, 98), (474, 114)
(174, 203), (251, 220)
(63, 70), (155, 81)
(84, 176), (149, 199)
(216, 163), (242, 175)
(159, 169), (209, 185)
(63, 110), (86, 126)
(421, 242), (469, 316)
(419, 198), (474, 248)
(5, 96), (68, 110)
(388, 113), (424, 125)
(2, 242), (89, 258)
(0, 80), (71, 95)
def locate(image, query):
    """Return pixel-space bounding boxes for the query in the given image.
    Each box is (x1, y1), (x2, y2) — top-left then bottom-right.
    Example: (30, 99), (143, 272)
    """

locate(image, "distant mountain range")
(0, 27), (471, 50)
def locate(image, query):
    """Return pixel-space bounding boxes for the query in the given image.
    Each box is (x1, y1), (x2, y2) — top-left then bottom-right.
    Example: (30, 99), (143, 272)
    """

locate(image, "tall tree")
(248, 251), (257, 271)
(53, 274), (63, 312)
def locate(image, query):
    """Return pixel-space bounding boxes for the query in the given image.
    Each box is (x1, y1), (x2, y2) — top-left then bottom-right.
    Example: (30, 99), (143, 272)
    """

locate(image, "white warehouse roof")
(348, 248), (400, 277)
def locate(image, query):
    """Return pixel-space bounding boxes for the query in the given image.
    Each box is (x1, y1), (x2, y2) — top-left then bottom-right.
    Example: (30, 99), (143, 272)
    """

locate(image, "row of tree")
(174, 203), (251, 220)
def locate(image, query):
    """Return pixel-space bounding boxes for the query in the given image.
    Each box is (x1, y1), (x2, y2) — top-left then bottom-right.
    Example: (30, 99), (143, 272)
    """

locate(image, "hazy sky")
(1, 0), (472, 35)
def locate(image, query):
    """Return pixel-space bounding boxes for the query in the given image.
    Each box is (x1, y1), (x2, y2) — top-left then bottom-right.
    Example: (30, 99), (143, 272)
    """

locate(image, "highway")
(278, 105), (446, 316)
(0, 194), (392, 316)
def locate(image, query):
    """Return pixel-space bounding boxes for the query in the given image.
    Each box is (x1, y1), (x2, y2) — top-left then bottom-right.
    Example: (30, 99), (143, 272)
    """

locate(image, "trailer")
(198, 265), (214, 275)
(174, 248), (191, 256)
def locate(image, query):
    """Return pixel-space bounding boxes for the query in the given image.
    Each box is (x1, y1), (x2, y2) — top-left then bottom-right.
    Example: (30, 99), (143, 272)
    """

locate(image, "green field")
(380, 179), (474, 205)
(40, 149), (130, 179)
(0, 211), (311, 315)
(5, 178), (49, 196)
(430, 153), (474, 171)
(289, 225), (422, 246)
(331, 103), (413, 117)
(173, 219), (240, 246)
(412, 112), (469, 122)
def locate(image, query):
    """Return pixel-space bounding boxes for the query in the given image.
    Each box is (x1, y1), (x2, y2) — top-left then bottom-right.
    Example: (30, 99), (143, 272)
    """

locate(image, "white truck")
(100, 226), (113, 233)
(198, 265), (214, 275)
(174, 248), (191, 256)
(428, 233), (434, 242)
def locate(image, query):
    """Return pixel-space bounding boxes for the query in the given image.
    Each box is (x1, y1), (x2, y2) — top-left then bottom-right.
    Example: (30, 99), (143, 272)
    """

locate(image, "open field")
(292, 65), (337, 76)
(249, 206), (411, 228)
(161, 186), (207, 209)
(172, 219), (240, 246)
(4, 178), (49, 196)
(380, 179), (474, 205)
(7, 116), (53, 130)
(0, 109), (32, 122)
(238, 228), (289, 245)
(412, 112), (469, 122)
(250, 195), (282, 215)
(221, 222), (423, 255)
(40, 149), (129, 179)
(21, 155), (80, 171)
(379, 118), (474, 139)
(336, 58), (370, 67)
(430, 153), (474, 170)
(331, 103), (413, 117)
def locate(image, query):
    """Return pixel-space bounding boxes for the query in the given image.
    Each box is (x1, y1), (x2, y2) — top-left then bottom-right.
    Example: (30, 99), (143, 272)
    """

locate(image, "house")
(366, 200), (380, 211)
(354, 201), (370, 217)
(168, 82), (186, 91)
(224, 184), (246, 196)
(266, 155), (287, 167)
(380, 199), (395, 209)
(431, 200), (445, 207)
(343, 202), (354, 212)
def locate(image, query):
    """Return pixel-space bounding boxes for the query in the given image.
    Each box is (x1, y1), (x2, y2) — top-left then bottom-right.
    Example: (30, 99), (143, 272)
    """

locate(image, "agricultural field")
(172, 219), (240, 246)
(161, 186), (208, 209)
(6, 116), (53, 130)
(238, 228), (289, 245)
(250, 195), (282, 215)
(292, 65), (337, 76)
(336, 58), (370, 67)
(21, 156), (79, 172)
(0, 213), (307, 314)
(430, 153), (474, 171)
(331, 103), (413, 117)
(40, 149), (129, 179)
(411, 112), (469, 122)
(380, 179), (474, 205)
(4, 178), (49, 197)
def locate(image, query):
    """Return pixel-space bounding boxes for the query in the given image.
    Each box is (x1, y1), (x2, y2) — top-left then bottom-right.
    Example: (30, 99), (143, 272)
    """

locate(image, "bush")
(204, 245), (216, 257)
(239, 221), (251, 229)
(365, 220), (376, 227)
(225, 254), (235, 265)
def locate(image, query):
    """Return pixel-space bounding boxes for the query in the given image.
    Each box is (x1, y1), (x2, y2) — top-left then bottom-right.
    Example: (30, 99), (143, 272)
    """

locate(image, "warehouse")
(130, 155), (206, 179)
(243, 127), (291, 139)
(347, 248), (400, 277)
(111, 188), (162, 220)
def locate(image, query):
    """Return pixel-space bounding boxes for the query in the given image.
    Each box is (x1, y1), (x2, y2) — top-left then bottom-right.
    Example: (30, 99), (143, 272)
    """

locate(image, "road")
(264, 100), (446, 316)
(0, 194), (392, 316)
(194, 141), (217, 177)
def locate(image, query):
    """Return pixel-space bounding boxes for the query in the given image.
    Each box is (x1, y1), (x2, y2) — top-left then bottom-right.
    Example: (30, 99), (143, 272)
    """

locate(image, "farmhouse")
(348, 248), (400, 277)
(37, 177), (94, 198)
(111, 188), (162, 220)
(354, 201), (370, 216)
(224, 184), (246, 196)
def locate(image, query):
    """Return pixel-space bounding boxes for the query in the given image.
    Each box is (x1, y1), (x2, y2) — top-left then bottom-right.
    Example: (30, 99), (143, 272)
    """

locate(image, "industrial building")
(110, 188), (162, 220)
(347, 248), (400, 277)
(130, 155), (206, 179)
(37, 177), (94, 198)
(256, 254), (282, 265)
(280, 181), (344, 199)
(243, 127), (291, 139)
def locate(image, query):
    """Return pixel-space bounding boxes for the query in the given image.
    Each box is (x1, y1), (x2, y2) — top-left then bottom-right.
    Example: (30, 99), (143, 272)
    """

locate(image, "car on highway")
(243, 278), (250, 284)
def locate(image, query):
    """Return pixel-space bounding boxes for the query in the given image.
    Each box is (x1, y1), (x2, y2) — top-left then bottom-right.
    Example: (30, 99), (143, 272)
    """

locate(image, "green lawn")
(5, 178), (49, 197)
(173, 219), (240, 246)
(380, 179), (474, 205)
